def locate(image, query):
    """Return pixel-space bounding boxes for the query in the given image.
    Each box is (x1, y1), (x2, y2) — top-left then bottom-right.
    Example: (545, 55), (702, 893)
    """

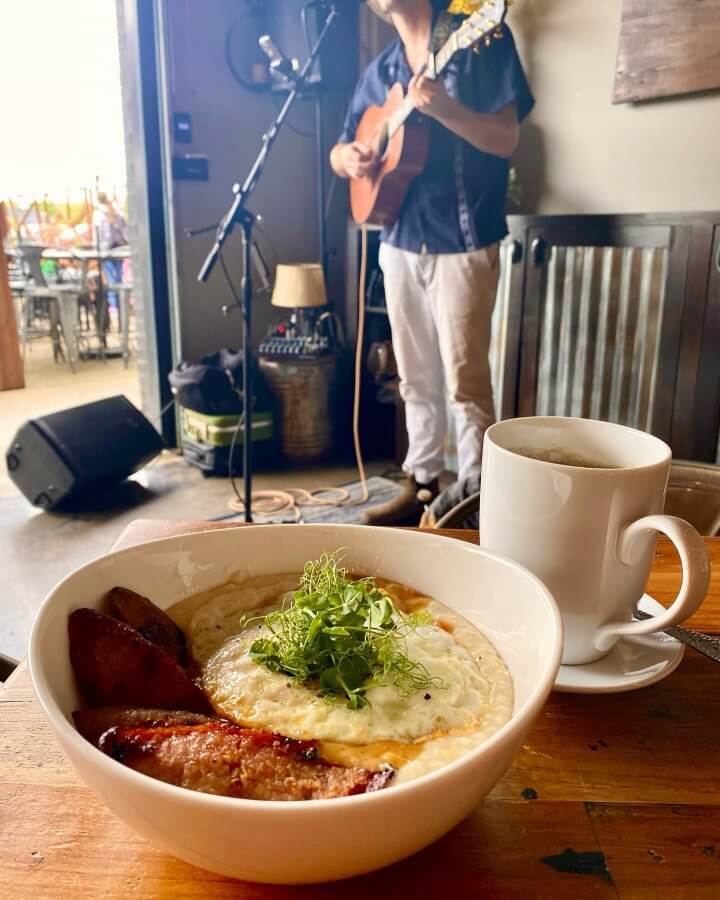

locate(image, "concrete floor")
(0, 344), (392, 661)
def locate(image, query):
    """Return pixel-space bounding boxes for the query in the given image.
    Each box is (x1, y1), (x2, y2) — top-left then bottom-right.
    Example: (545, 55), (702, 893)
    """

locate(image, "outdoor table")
(39, 246), (132, 366)
(73, 246), (132, 363)
(42, 247), (130, 262)
(1, 520), (719, 898)
(41, 249), (79, 261)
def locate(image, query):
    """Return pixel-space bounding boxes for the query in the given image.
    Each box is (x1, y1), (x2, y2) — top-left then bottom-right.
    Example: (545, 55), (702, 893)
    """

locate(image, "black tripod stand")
(198, 2), (338, 522)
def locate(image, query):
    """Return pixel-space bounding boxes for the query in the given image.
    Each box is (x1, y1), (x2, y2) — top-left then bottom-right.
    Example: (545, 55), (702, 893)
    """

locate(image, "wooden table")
(2, 521), (719, 899)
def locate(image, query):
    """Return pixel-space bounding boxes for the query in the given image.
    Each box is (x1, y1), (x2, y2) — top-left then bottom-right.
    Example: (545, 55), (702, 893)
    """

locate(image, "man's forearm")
(433, 100), (519, 159)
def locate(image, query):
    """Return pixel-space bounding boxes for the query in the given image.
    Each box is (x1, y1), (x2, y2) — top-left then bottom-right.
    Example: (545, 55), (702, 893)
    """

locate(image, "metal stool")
(665, 461), (720, 537)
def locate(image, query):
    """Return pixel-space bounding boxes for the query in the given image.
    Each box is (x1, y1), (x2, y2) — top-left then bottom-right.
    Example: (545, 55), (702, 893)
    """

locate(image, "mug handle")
(595, 515), (710, 653)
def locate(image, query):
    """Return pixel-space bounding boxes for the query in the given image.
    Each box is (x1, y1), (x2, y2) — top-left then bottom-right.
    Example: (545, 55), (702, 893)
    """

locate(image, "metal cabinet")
(495, 213), (720, 462)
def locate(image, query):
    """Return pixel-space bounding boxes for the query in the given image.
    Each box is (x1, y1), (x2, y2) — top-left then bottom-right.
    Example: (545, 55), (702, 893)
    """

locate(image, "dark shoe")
(361, 477), (439, 527)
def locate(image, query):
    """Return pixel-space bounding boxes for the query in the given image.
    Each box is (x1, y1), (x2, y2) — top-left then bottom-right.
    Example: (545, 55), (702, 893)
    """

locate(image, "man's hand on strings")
(408, 74), (456, 121)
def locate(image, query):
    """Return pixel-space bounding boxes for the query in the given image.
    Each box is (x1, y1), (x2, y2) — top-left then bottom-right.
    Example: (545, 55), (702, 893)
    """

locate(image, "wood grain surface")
(2, 521), (719, 898)
(614, 0), (720, 103)
(0, 202), (25, 391)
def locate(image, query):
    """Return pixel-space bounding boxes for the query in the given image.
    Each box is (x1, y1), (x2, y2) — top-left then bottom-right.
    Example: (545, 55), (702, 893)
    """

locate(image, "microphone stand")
(197, 2), (338, 523)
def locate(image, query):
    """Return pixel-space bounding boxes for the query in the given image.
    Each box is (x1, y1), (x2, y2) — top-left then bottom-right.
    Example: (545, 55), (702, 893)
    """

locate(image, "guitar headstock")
(454, 0), (509, 52)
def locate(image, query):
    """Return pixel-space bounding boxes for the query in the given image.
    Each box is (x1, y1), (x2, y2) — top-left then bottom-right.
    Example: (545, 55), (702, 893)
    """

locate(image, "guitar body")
(351, 83), (430, 227)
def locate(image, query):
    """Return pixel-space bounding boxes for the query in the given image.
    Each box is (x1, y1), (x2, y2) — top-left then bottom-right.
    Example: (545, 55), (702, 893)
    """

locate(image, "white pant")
(379, 242), (500, 484)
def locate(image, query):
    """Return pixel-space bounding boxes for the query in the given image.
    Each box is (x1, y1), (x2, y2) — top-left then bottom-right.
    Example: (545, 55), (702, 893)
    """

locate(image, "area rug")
(223, 475), (404, 525)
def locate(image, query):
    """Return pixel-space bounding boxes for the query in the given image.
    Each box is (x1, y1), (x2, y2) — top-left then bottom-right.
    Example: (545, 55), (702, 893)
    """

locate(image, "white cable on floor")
(227, 226), (371, 521)
(351, 225), (371, 505)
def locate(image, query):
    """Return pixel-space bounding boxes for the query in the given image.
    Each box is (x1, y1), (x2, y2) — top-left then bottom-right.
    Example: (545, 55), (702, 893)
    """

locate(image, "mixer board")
(258, 335), (331, 359)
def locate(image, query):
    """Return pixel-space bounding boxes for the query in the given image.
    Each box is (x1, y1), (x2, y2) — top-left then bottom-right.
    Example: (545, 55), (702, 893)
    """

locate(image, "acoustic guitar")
(351, 0), (508, 228)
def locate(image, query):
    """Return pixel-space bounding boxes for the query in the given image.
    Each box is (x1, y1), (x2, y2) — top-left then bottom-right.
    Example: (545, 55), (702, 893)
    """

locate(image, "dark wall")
(162, 0), (358, 361)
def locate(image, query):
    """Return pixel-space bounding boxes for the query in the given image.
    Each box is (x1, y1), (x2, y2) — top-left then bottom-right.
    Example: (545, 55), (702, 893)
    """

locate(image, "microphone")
(258, 35), (298, 83)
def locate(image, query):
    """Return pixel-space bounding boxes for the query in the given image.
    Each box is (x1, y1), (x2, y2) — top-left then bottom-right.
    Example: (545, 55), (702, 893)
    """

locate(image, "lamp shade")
(271, 264), (327, 309)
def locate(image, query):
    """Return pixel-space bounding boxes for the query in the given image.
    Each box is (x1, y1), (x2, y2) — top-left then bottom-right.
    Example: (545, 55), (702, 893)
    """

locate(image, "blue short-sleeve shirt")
(338, 23), (534, 254)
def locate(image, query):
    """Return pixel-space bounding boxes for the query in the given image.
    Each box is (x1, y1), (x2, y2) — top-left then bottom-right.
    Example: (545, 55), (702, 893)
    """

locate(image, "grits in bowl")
(168, 565), (514, 784)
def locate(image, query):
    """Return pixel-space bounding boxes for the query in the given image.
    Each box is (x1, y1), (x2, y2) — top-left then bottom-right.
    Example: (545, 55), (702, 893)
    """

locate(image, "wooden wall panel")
(614, 0), (720, 104)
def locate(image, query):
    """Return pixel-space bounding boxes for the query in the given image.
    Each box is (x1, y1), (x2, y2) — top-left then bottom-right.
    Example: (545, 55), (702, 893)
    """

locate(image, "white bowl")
(29, 524), (562, 884)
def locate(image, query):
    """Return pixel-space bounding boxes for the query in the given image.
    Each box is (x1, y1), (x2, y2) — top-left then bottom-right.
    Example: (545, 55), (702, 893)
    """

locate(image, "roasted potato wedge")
(105, 586), (187, 666)
(68, 608), (211, 713)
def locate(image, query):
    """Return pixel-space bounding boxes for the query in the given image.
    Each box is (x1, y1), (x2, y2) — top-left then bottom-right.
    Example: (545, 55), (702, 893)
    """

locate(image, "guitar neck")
(386, 32), (459, 139)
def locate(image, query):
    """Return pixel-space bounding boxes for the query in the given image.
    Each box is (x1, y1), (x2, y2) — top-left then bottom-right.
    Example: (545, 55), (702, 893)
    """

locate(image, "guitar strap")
(431, 11), (465, 52)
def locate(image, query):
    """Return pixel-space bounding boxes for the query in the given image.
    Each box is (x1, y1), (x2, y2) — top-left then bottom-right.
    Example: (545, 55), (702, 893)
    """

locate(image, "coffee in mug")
(509, 447), (616, 469)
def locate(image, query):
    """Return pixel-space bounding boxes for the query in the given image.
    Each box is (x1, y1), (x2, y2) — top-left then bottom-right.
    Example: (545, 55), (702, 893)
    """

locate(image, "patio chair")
(665, 461), (720, 537)
(16, 243), (80, 372)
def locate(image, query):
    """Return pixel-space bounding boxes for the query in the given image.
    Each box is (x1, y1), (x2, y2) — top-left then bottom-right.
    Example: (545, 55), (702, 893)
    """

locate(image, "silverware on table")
(634, 609), (720, 663)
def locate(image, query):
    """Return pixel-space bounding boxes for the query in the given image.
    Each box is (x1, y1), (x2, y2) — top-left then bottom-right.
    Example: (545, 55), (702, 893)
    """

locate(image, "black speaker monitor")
(5, 396), (164, 510)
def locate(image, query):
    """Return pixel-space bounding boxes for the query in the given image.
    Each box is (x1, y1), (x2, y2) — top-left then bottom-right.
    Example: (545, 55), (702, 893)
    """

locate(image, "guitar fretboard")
(382, 3), (506, 141)
(385, 32), (460, 141)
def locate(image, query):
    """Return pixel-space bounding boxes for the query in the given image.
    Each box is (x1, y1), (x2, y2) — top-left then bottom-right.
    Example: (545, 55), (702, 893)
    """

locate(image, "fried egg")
(169, 574), (514, 782)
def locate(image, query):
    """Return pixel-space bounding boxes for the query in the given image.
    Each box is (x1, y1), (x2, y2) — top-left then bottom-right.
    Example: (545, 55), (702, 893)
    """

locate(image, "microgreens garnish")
(247, 552), (444, 709)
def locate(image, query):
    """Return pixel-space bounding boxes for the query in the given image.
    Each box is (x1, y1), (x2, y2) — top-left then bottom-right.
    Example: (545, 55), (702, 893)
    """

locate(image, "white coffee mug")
(479, 417), (710, 665)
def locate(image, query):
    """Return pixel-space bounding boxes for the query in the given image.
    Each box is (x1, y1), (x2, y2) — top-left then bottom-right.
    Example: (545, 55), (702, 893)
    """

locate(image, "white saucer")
(553, 595), (684, 694)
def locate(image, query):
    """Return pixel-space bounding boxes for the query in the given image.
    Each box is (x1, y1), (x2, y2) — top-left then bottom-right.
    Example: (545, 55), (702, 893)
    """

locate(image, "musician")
(330, 0), (534, 525)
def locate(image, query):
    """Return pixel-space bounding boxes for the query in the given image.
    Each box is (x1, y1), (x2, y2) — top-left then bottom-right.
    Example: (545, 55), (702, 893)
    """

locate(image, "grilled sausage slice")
(99, 721), (395, 801)
(73, 707), (212, 746)
(68, 608), (211, 713)
(105, 587), (188, 666)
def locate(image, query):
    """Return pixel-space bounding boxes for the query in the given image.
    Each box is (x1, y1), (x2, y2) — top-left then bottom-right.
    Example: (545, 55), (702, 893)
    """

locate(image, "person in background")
(330, 0), (533, 525)
(93, 191), (128, 313)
